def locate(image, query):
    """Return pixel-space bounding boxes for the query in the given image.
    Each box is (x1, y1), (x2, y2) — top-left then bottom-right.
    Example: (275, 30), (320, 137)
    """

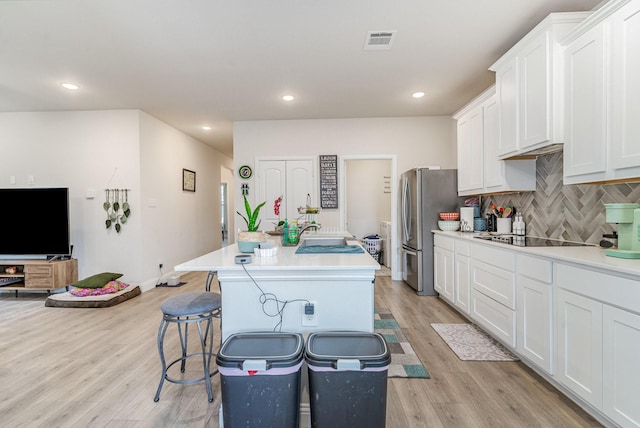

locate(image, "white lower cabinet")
(433, 234), (640, 427)
(517, 255), (553, 374)
(603, 305), (640, 427)
(433, 235), (454, 303)
(454, 240), (470, 314)
(555, 262), (640, 427)
(555, 287), (603, 408)
(470, 244), (516, 348)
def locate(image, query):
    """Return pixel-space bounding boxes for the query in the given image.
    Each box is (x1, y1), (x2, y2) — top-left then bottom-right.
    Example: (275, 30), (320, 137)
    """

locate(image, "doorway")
(220, 165), (234, 247)
(341, 155), (398, 279)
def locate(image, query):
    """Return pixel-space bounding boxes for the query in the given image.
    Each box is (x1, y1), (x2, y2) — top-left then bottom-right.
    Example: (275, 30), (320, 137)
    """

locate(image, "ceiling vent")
(364, 30), (396, 50)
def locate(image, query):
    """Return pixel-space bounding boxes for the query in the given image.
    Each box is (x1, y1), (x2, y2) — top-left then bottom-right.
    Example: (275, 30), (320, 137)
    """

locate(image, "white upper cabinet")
(454, 86), (536, 196)
(611, 1), (640, 172)
(563, 23), (607, 181)
(563, 0), (640, 184)
(490, 12), (590, 160)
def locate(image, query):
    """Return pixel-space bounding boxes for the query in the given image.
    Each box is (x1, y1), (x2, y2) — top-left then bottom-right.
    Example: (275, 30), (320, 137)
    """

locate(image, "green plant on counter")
(236, 195), (266, 232)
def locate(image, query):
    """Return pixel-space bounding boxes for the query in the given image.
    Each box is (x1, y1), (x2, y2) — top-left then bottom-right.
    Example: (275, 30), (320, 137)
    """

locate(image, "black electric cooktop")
(474, 234), (594, 247)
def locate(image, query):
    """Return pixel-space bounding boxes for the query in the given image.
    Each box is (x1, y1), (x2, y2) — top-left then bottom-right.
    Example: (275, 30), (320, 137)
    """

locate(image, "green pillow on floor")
(71, 272), (123, 289)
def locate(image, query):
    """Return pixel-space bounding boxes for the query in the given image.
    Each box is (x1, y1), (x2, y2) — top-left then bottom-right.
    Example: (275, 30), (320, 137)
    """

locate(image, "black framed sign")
(182, 168), (196, 192)
(319, 155), (338, 209)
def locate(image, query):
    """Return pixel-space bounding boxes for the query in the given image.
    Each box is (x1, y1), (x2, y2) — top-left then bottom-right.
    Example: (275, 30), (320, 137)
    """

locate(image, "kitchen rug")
(375, 308), (430, 378)
(431, 323), (519, 361)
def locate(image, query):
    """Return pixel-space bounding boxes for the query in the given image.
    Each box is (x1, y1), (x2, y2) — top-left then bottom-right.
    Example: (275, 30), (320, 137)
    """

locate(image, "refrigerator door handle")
(403, 248), (418, 256)
(402, 177), (411, 243)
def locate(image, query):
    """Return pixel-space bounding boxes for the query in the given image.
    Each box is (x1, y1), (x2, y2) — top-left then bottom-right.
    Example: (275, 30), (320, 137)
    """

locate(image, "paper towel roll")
(460, 207), (475, 232)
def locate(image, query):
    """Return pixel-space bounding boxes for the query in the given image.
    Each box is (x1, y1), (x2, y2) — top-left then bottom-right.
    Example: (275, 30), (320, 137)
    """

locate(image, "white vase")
(237, 231), (266, 253)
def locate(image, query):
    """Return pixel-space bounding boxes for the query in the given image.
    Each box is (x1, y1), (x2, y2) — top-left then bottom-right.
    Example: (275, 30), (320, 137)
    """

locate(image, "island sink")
(299, 236), (347, 246)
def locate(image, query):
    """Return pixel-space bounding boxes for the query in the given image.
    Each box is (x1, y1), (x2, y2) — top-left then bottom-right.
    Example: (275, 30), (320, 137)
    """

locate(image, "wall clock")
(238, 165), (252, 179)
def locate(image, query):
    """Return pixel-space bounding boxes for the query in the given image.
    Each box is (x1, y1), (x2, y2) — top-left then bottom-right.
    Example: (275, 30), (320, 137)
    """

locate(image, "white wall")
(234, 116), (456, 221)
(233, 116), (457, 279)
(0, 110), (231, 290)
(139, 112), (233, 286)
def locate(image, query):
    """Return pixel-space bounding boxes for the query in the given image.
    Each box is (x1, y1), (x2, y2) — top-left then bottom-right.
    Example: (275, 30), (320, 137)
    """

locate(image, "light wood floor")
(0, 272), (602, 427)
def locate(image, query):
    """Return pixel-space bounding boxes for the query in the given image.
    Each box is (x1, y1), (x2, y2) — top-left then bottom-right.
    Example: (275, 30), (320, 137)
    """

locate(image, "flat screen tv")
(0, 187), (71, 257)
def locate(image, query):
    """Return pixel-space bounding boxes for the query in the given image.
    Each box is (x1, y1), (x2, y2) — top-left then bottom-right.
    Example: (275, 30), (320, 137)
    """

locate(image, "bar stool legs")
(154, 292), (221, 402)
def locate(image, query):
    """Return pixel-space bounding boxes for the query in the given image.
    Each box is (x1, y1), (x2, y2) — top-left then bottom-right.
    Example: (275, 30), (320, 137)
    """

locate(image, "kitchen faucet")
(297, 223), (321, 240)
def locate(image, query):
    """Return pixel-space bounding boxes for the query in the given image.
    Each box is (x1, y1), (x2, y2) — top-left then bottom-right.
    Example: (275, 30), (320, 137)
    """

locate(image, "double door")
(257, 159), (316, 225)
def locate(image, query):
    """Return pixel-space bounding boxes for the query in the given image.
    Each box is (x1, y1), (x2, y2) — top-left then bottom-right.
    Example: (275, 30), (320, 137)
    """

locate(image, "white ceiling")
(0, 0), (603, 157)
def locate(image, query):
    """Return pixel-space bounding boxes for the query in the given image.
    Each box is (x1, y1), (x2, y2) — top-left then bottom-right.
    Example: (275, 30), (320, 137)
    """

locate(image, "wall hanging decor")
(182, 168), (196, 192)
(104, 188), (131, 233)
(238, 165), (252, 179)
(319, 154), (338, 209)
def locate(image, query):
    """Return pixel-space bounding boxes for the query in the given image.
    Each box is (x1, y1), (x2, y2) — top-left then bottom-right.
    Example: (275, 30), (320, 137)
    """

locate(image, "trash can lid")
(305, 331), (391, 369)
(217, 332), (304, 370)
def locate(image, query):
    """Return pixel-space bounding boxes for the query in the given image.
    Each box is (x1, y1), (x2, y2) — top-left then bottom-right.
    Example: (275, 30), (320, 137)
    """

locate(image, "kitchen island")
(175, 233), (380, 341)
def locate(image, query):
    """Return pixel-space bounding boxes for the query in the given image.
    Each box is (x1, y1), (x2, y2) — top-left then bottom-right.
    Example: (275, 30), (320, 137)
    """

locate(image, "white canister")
(460, 207), (475, 232)
(496, 217), (512, 234)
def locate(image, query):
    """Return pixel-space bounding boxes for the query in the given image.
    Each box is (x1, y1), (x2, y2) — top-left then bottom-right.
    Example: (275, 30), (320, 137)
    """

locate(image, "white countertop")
(434, 230), (640, 279)
(175, 232), (380, 272)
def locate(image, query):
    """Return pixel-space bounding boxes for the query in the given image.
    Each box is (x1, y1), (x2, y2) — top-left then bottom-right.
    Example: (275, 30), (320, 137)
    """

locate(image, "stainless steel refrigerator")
(401, 168), (462, 295)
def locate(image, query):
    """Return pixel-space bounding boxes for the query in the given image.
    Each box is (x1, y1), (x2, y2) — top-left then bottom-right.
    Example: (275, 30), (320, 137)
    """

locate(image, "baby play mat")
(45, 284), (141, 308)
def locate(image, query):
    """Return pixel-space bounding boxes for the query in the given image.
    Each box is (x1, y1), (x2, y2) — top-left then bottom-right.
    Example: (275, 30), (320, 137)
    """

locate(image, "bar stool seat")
(154, 291), (222, 402)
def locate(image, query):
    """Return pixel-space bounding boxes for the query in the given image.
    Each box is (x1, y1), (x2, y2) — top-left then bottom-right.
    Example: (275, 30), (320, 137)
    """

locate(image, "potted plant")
(236, 195), (267, 252)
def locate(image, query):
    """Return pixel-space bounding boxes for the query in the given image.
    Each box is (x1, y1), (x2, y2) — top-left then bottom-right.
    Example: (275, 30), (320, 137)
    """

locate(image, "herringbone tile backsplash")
(481, 152), (640, 244)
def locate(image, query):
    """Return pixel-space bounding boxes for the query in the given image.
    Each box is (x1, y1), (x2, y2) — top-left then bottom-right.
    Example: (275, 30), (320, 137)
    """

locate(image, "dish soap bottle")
(288, 220), (298, 245)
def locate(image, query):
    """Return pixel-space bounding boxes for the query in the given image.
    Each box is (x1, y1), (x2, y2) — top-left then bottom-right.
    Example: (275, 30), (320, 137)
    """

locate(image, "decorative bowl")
(439, 212), (460, 221)
(438, 220), (460, 231)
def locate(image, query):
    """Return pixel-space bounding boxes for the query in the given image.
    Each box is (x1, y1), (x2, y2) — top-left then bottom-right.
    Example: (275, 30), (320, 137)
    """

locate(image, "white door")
(257, 159), (315, 227)
(517, 275), (552, 374)
(603, 304), (640, 427)
(563, 23), (607, 181)
(519, 30), (551, 149)
(611, 1), (640, 171)
(555, 288), (603, 408)
(495, 56), (519, 157)
(433, 246), (453, 302)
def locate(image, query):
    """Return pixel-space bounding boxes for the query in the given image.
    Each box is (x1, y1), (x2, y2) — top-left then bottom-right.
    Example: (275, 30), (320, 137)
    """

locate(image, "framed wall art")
(182, 168), (196, 192)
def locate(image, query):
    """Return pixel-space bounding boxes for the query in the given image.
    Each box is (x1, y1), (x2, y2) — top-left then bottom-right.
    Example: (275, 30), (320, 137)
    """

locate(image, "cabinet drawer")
(25, 265), (53, 275)
(455, 240), (470, 256)
(470, 244), (515, 271)
(26, 277), (53, 288)
(471, 259), (516, 309)
(556, 263), (640, 314)
(471, 289), (516, 348)
(434, 234), (455, 251)
(517, 254), (552, 283)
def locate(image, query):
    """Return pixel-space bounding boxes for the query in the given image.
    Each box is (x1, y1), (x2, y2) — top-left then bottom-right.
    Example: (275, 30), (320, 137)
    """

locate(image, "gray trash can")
(305, 331), (391, 428)
(216, 332), (304, 428)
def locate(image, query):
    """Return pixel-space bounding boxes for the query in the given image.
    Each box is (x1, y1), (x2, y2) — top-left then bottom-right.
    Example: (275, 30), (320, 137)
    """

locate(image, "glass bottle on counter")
(282, 218), (289, 245)
(486, 210), (496, 232)
(288, 220), (299, 245)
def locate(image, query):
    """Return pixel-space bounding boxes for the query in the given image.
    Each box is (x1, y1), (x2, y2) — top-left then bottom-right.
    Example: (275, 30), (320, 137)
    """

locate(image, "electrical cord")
(240, 263), (310, 332)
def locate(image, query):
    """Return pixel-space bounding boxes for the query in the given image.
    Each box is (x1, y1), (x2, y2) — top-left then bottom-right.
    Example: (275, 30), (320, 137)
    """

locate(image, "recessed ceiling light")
(412, 91), (425, 98)
(61, 82), (79, 90)
(201, 125), (212, 130)
(282, 95), (295, 102)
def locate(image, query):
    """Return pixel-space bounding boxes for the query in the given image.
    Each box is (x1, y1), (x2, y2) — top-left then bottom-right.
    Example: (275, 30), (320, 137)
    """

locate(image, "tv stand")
(0, 259), (78, 295)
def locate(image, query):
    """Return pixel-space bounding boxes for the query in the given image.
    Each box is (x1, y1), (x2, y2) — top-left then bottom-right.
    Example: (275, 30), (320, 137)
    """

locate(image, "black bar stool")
(154, 291), (222, 402)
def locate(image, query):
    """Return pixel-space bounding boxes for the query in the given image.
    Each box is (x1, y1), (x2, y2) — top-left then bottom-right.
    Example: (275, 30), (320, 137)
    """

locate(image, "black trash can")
(305, 331), (391, 428)
(216, 332), (304, 428)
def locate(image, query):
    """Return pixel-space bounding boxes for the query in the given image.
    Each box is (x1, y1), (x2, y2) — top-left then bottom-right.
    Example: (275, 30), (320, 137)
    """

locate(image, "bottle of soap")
(520, 213), (526, 236)
(288, 220), (298, 245)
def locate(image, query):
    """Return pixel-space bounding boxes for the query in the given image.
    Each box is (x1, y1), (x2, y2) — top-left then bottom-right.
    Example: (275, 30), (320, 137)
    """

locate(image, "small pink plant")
(273, 196), (283, 217)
